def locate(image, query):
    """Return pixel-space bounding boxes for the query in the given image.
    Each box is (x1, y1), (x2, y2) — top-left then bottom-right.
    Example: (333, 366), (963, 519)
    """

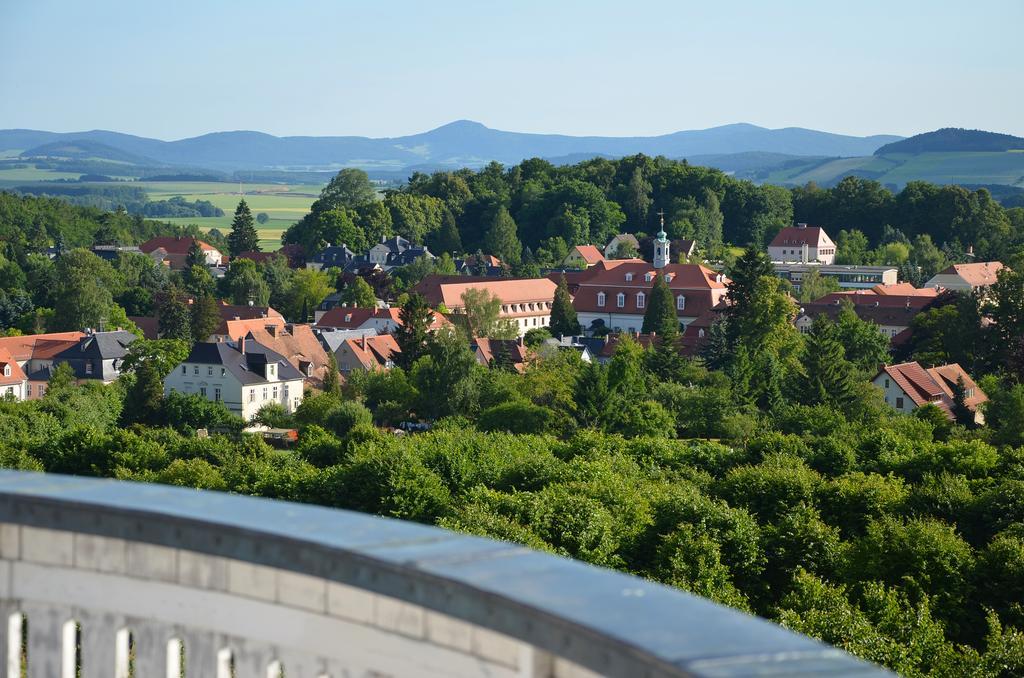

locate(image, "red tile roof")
(218, 303), (284, 321)
(935, 262), (1005, 287)
(879, 361), (988, 417)
(413, 276), (557, 310)
(866, 283), (939, 297)
(569, 245), (605, 265)
(315, 306), (448, 331)
(343, 335), (400, 370)
(0, 348), (27, 385)
(472, 338), (529, 372)
(245, 324), (331, 388)
(576, 261), (728, 289)
(0, 332), (86, 362)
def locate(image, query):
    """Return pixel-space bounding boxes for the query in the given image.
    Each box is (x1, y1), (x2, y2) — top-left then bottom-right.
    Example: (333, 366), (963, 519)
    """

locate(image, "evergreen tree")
(322, 351), (341, 396)
(394, 293), (434, 371)
(428, 209), (463, 255)
(549, 274), (581, 337)
(184, 239), (206, 269)
(227, 199), (260, 256)
(642, 274), (678, 336)
(951, 376), (974, 428)
(484, 206), (522, 265)
(121, 358), (164, 425)
(190, 293), (221, 342)
(47, 361), (76, 391)
(341, 277), (376, 308)
(646, 333), (686, 382)
(574, 360), (610, 429)
(725, 247), (775, 326)
(699, 318), (733, 372)
(792, 315), (858, 407)
(158, 290), (193, 341)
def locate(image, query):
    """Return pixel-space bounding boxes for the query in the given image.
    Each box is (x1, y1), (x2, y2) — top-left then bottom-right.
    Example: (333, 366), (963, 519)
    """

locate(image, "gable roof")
(0, 332), (86, 363)
(183, 340), (303, 384)
(568, 245), (605, 265)
(218, 303), (283, 321)
(139, 237), (219, 256)
(340, 335), (400, 370)
(934, 261), (1005, 287)
(471, 338), (529, 372)
(927, 363), (988, 411)
(0, 348), (27, 385)
(576, 261), (729, 289)
(769, 225), (833, 248)
(413, 275), (557, 309)
(244, 324), (331, 387)
(315, 306), (448, 331)
(877, 361), (988, 416)
(866, 283), (939, 297)
(53, 331), (136, 361)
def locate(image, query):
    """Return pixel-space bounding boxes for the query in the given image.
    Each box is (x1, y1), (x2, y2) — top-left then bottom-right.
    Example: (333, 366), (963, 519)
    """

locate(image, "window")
(625, 272), (633, 282)
(262, 387), (268, 400)
(207, 366), (213, 376)
(200, 387), (207, 397)
(221, 368), (226, 377)
(214, 388), (221, 402)
(193, 366), (199, 375)
(896, 397), (905, 409)
(85, 362), (93, 375)
(2, 366), (8, 377)
(884, 378), (890, 388)
(269, 364), (275, 377)
(676, 295), (685, 310)
(644, 273), (653, 282)
(182, 365), (187, 374)
(272, 386), (278, 400)
(248, 389), (255, 403)
(283, 385), (289, 399)
(636, 292), (645, 309)
(597, 292), (606, 307)
(616, 293), (625, 308)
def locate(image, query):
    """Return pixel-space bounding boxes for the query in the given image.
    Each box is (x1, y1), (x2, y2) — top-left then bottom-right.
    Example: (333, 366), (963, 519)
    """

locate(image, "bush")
(326, 401), (373, 437)
(478, 401), (552, 435)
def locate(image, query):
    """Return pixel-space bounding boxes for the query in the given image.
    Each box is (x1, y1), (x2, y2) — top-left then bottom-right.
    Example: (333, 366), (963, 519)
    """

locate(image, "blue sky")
(1, 0), (1021, 139)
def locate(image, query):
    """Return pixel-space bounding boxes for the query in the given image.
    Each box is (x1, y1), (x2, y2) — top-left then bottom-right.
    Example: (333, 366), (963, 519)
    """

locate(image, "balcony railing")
(0, 471), (890, 677)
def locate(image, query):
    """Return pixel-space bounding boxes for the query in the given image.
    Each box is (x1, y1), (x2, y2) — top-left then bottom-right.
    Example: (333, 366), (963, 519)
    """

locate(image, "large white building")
(768, 224), (836, 264)
(164, 338), (306, 420)
(412, 275), (557, 337)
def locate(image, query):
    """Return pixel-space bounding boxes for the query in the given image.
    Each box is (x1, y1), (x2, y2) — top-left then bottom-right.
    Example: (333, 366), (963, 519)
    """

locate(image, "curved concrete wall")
(0, 472), (889, 677)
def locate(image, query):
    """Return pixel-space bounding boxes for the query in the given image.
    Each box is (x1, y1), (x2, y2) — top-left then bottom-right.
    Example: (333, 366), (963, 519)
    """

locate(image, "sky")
(1, 0), (1021, 140)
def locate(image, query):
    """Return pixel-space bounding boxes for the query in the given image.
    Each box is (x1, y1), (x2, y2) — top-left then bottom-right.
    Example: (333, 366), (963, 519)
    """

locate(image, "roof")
(568, 245), (605, 265)
(932, 261), (1005, 287)
(218, 303), (284, 321)
(768, 225), (833, 248)
(471, 338), (529, 372)
(182, 340), (303, 385)
(53, 330), (136, 361)
(0, 332), (85, 362)
(244, 324), (331, 387)
(576, 261), (729, 289)
(413, 275), (557, 309)
(928, 363), (988, 411)
(312, 244), (356, 265)
(0, 348), (27, 385)
(129, 316), (159, 340)
(606, 233), (639, 248)
(139, 236), (219, 256)
(800, 294), (935, 328)
(315, 327), (379, 353)
(340, 335), (400, 370)
(216, 317), (287, 342)
(866, 283), (939, 297)
(572, 286), (717, 318)
(877, 361), (988, 416)
(315, 306), (448, 331)
(808, 293), (936, 310)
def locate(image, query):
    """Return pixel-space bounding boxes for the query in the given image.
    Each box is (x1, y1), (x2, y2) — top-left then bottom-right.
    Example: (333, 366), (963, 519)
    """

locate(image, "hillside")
(0, 121), (901, 172)
(21, 139), (159, 166)
(874, 128), (1024, 155)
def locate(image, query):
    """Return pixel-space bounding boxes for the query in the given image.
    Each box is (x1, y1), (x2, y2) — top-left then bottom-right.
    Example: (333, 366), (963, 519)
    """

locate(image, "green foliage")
(641, 273), (678, 336)
(549, 274), (581, 336)
(227, 199), (260, 256)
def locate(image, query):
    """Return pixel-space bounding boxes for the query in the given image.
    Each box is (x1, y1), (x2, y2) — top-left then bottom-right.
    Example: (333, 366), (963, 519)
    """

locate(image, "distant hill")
(21, 139), (159, 166)
(875, 128), (1024, 155)
(0, 121), (902, 172)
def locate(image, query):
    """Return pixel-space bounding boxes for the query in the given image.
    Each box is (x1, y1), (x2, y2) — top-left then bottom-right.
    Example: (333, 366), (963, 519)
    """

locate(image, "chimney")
(797, 223), (808, 229)
(233, 315), (241, 320)
(239, 335), (246, 354)
(360, 335), (367, 351)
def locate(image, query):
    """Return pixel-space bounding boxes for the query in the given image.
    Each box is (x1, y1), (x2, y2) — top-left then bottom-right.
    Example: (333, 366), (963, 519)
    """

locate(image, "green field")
(763, 151), (1024, 188)
(0, 166), (86, 182)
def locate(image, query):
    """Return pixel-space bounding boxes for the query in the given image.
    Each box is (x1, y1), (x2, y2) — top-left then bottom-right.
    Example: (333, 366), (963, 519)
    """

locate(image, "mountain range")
(0, 121), (902, 172)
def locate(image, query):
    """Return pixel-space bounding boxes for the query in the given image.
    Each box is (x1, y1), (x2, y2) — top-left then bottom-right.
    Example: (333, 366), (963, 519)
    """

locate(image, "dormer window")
(677, 295), (686, 310)
(2, 365), (9, 377)
(597, 292), (606, 307)
(644, 272), (654, 282)
(269, 364), (275, 376)
(616, 293), (625, 308)
(625, 272), (633, 282)
(636, 292), (645, 308)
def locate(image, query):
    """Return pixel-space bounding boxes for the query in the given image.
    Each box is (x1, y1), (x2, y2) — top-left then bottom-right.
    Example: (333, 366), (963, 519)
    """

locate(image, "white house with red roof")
(873, 362), (987, 424)
(139, 237), (223, 270)
(315, 306), (449, 334)
(572, 259), (730, 335)
(0, 348), (27, 400)
(412, 275), (557, 337)
(768, 224), (836, 264)
(561, 245), (605, 269)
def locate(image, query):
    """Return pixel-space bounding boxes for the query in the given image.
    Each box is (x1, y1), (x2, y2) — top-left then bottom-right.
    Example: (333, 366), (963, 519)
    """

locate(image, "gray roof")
(313, 245), (357, 266)
(314, 327), (379, 353)
(184, 340), (303, 385)
(54, 330), (136, 361)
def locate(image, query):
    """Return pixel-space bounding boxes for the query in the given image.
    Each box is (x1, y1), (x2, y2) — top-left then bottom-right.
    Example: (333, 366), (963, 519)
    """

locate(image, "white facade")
(872, 373), (921, 414)
(164, 360), (305, 421)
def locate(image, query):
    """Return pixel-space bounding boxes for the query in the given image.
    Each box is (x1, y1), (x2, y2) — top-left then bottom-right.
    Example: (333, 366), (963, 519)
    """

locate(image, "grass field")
(0, 166), (86, 182)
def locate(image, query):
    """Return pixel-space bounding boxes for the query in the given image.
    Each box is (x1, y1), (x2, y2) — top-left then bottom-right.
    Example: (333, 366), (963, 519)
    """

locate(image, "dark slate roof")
(184, 340), (304, 385)
(374, 235), (410, 253)
(388, 246), (434, 266)
(312, 245), (357, 266)
(53, 330), (136, 361)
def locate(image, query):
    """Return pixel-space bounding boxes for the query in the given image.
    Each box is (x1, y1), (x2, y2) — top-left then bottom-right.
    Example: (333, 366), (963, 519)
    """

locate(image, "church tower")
(653, 210), (670, 268)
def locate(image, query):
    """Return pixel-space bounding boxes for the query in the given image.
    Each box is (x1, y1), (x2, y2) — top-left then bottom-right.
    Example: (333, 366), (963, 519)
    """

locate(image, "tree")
(951, 376), (974, 428)
(460, 288), (516, 338)
(394, 293), (434, 370)
(157, 290), (192, 341)
(642, 274), (678, 336)
(791, 315), (858, 408)
(47, 361), (76, 391)
(121, 357), (165, 425)
(725, 248), (775, 327)
(340, 276), (376, 309)
(484, 206), (522, 265)
(797, 268), (840, 303)
(574, 360), (611, 429)
(190, 292), (221, 342)
(286, 269), (334, 321)
(835, 301), (890, 374)
(835, 229), (871, 265)
(52, 249), (120, 331)
(256, 212), (270, 224)
(184, 239), (206, 269)
(227, 199), (260, 256)
(410, 329), (478, 418)
(322, 351), (341, 397)
(549, 275), (581, 337)
(182, 264), (216, 299)
(225, 259), (270, 306)
(318, 168), (377, 210)
(428, 209), (463, 255)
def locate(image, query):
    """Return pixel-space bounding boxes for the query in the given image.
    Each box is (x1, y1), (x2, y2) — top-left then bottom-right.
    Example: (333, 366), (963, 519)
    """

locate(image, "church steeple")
(653, 209), (670, 268)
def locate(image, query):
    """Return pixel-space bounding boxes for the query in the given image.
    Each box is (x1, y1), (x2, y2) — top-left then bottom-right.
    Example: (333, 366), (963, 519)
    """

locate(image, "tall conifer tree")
(228, 199), (260, 256)
(642, 274), (678, 336)
(549, 275), (581, 337)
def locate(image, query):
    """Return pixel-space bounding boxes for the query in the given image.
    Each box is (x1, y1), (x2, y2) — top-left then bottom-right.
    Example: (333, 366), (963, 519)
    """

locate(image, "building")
(796, 293), (937, 340)
(412, 275), (557, 337)
(873, 361), (988, 424)
(139, 237), (223, 270)
(604, 233), (640, 259)
(571, 259), (730, 336)
(0, 332), (86, 399)
(0, 348), (27, 400)
(638, 236), (697, 263)
(315, 306), (449, 333)
(367, 236), (435, 269)
(470, 337), (530, 372)
(849, 282), (940, 297)
(242, 323), (333, 390)
(924, 261), (1005, 291)
(768, 224), (836, 264)
(335, 334), (400, 374)
(561, 245), (605, 269)
(455, 253), (505, 276)
(90, 245), (143, 262)
(773, 263), (898, 291)
(165, 338), (305, 420)
(47, 330), (137, 384)
(306, 244), (358, 271)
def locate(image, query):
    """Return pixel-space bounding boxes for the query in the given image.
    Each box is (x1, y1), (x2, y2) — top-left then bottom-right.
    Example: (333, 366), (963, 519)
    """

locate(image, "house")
(540, 335), (600, 363)
(924, 262), (1005, 292)
(90, 245), (142, 262)
(773, 263), (898, 291)
(242, 323), (333, 390)
(0, 332), (87, 399)
(796, 293), (937, 340)
(561, 245), (605, 269)
(768, 224), (836, 264)
(0, 348), (27, 401)
(335, 335), (400, 374)
(455, 254), (505, 277)
(365, 236), (436, 269)
(306, 244), (358, 271)
(604, 234), (640, 259)
(412, 275), (558, 337)
(860, 283), (939, 297)
(571, 259), (730, 336)
(164, 337), (305, 420)
(48, 330), (137, 384)
(139, 237), (223, 270)
(470, 337), (529, 372)
(315, 306), (449, 334)
(873, 362), (988, 424)
(314, 327), (380, 357)
(277, 244), (307, 268)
